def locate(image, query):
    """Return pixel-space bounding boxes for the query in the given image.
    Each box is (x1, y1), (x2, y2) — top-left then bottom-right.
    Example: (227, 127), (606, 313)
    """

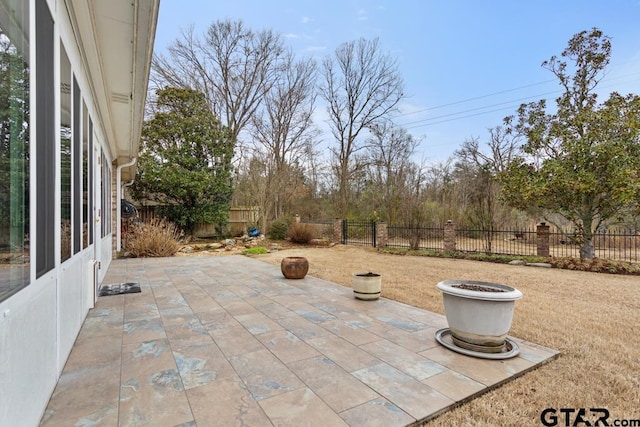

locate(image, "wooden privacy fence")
(135, 205), (259, 237)
(328, 219), (640, 263)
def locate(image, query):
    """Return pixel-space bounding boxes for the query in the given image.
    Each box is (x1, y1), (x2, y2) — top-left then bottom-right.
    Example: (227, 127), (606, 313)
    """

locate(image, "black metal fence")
(547, 228), (640, 261)
(333, 219), (640, 263)
(387, 225), (445, 251)
(341, 220), (377, 247)
(453, 228), (538, 256)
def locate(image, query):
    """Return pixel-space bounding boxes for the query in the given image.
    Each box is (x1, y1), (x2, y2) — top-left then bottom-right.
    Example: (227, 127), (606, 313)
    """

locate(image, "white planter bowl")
(436, 279), (522, 351)
(352, 272), (381, 300)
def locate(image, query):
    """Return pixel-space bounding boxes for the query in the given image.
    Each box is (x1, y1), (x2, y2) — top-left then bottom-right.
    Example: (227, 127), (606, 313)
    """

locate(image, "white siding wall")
(0, 0), (114, 424)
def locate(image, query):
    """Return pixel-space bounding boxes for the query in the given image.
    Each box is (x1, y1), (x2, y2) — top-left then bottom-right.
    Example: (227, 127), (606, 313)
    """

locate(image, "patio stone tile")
(123, 301), (161, 323)
(234, 311), (285, 335)
(368, 312), (430, 332)
(360, 339), (448, 381)
(121, 338), (175, 377)
(419, 345), (536, 387)
(228, 348), (304, 401)
(287, 356), (380, 413)
(210, 289), (245, 304)
(171, 340), (236, 389)
(40, 364), (120, 427)
(87, 297), (124, 316)
(197, 310), (240, 331)
(257, 330), (320, 364)
(276, 316), (332, 341)
(186, 377), (272, 427)
(75, 312), (123, 341)
(338, 398), (416, 427)
(159, 305), (196, 319)
(352, 362), (454, 420)
(249, 299), (297, 320)
(422, 370), (486, 401)
(259, 387), (349, 427)
(163, 316), (211, 346)
(120, 339), (193, 426)
(218, 299), (259, 316)
(225, 284), (262, 299)
(366, 324), (432, 353)
(510, 337), (561, 363)
(181, 293), (221, 314)
(123, 317), (167, 344)
(209, 325), (265, 358)
(62, 333), (122, 370)
(289, 303), (338, 324)
(306, 335), (381, 373)
(321, 319), (380, 345)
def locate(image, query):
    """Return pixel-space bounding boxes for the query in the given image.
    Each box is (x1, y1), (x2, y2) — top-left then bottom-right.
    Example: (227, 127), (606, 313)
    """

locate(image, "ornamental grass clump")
(287, 223), (315, 244)
(124, 218), (182, 257)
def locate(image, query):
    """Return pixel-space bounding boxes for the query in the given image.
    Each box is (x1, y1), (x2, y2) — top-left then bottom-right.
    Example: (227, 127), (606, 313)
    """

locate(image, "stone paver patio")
(40, 255), (558, 426)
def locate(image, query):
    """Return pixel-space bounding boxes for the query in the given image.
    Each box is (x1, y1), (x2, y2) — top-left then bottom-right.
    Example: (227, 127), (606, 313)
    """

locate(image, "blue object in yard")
(248, 227), (260, 237)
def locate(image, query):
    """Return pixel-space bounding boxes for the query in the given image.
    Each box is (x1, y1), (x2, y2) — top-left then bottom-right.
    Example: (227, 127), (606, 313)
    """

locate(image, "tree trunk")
(579, 216), (595, 259)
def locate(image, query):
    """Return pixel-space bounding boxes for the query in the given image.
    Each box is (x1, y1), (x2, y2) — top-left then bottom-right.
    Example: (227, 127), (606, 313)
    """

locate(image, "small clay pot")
(281, 256), (309, 279)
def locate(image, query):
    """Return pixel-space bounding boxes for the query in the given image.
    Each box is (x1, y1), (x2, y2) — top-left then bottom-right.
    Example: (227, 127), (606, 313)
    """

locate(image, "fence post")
(444, 220), (456, 251)
(376, 222), (388, 248)
(333, 218), (343, 244)
(537, 222), (550, 257)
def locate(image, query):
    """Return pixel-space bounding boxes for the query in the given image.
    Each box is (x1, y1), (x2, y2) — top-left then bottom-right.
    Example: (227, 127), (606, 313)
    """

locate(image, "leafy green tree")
(499, 28), (640, 259)
(131, 87), (234, 235)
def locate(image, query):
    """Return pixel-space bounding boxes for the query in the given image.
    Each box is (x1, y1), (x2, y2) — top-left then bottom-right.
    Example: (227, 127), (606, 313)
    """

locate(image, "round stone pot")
(281, 256), (309, 279)
(436, 279), (522, 352)
(352, 272), (381, 300)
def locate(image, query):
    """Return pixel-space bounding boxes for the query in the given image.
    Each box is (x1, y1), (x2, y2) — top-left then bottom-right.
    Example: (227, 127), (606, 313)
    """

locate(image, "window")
(0, 0), (30, 301)
(72, 76), (80, 254)
(60, 44), (71, 262)
(88, 119), (93, 245)
(35, 0), (54, 278)
(82, 100), (87, 249)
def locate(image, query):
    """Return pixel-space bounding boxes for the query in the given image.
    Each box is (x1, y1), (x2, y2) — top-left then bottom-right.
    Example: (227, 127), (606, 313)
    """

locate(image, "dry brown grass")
(255, 245), (640, 426)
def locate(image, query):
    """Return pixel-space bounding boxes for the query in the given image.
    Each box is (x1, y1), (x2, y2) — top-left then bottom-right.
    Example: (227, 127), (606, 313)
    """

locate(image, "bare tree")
(455, 127), (519, 174)
(319, 38), (404, 217)
(454, 127), (521, 251)
(251, 54), (317, 168)
(363, 123), (421, 224)
(152, 20), (286, 143)
(249, 54), (318, 220)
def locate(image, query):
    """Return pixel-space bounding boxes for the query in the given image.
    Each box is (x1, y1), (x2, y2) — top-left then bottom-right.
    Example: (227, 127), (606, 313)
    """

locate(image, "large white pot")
(436, 279), (522, 352)
(352, 272), (381, 300)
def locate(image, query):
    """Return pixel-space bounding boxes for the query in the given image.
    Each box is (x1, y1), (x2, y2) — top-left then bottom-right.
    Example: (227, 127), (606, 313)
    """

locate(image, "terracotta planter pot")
(281, 256), (309, 279)
(352, 272), (381, 300)
(436, 279), (522, 352)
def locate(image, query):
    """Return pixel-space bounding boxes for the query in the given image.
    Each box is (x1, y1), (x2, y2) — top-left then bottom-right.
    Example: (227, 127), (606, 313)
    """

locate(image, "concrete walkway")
(40, 255), (558, 426)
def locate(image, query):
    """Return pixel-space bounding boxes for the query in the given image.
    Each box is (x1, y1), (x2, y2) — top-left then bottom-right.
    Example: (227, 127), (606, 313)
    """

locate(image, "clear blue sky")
(154, 0), (640, 163)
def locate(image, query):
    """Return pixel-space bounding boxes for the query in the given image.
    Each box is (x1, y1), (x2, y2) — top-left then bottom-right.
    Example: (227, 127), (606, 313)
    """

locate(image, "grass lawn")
(255, 245), (640, 426)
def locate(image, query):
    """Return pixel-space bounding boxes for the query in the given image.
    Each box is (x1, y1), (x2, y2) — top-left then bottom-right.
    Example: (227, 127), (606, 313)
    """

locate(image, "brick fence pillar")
(333, 219), (343, 243)
(444, 220), (456, 251)
(376, 222), (388, 248)
(537, 222), (550, 257)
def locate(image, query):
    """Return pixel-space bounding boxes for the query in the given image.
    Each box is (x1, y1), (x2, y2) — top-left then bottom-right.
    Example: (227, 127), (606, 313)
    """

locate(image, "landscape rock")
(526, 262), (553, 268)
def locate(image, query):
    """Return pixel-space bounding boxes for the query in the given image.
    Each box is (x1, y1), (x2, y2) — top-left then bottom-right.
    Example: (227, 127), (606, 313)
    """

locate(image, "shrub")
(124, 218), (182, 257)
(287, 223), (315, 244)
(243, 246), (268, 255)
(269, 219), (289, 240)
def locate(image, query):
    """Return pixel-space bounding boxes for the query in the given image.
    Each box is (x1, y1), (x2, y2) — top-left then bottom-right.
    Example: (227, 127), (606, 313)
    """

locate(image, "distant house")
(0, 0), (159, 425)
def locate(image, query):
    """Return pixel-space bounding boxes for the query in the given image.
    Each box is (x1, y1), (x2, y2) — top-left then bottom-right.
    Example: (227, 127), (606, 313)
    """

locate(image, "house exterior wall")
(0, 0), (157, 425)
